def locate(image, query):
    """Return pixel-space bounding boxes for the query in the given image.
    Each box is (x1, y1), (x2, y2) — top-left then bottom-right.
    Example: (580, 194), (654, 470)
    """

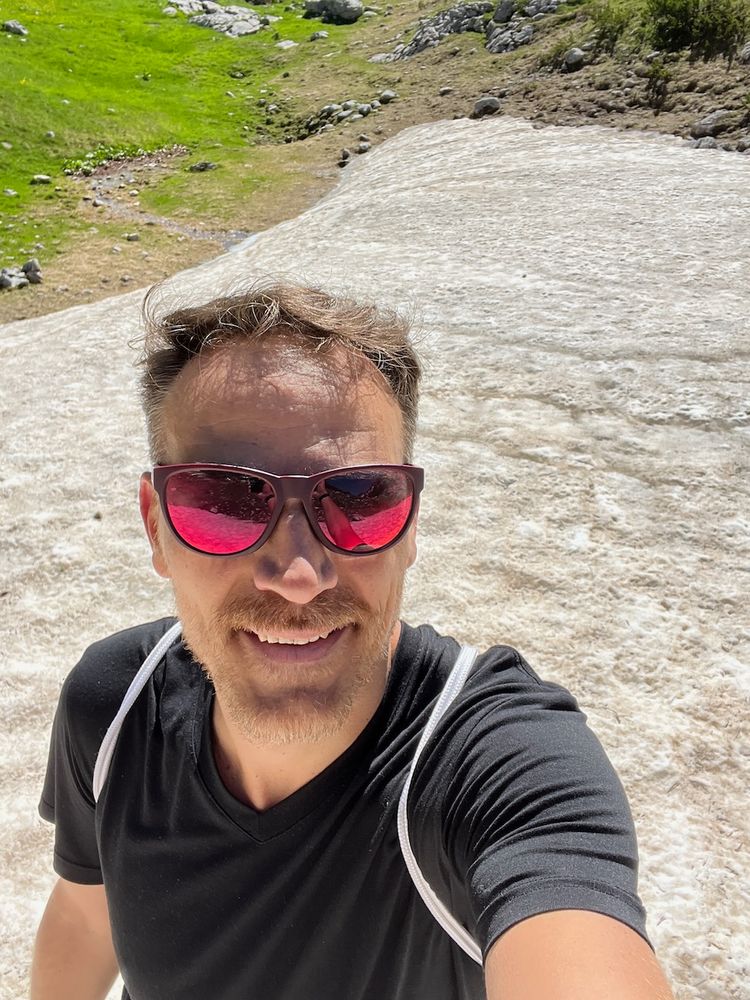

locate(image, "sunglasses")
(151, 463), (424, 557)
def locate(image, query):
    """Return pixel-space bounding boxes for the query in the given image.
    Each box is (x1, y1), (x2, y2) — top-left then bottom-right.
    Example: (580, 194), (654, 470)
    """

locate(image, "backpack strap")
(396, 644), (483, 965)
(92, 620), (183, 801)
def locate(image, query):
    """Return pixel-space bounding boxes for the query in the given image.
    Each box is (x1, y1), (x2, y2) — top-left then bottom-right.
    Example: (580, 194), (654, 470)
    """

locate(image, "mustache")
(214, 588), (368, 635)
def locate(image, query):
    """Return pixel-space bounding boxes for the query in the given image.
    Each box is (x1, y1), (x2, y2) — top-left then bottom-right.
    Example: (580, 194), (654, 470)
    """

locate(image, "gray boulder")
(563, 47), (585, 71)
(379, 3), (492, 61)
(737, 137), (750, 153)
(30, 174), (52, 185)
(493, 0), (514, 22)
(693, 137), (719, 149)
(379, 89), (398, 103)
(190, 6), (264, 35)
(188, 160), (218, 172)
(305, 0), (364, 22)
(3, 20), (28, 36)
(690, 110), (733, 139)
(486, 21), (532, 53)
(471, 94), (502, 118)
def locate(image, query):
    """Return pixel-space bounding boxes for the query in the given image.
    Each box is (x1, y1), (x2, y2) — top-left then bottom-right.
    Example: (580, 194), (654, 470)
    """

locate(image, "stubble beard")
(176, 582), (404, 745)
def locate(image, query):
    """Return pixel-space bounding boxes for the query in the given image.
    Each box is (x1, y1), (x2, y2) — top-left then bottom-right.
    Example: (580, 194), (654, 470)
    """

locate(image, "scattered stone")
(44, 130), (56, 139)
(0, 269), (29, 290)
(379, 89), (398, 103)
(737, 137), (750, 153)
(356, 141), (371, 153)
(439, 86), (454, 96)
(21, 258), (42, 284)
(693, 136), (719, 150)
(30, 174), (52, 185)
(359, 133), (370, 141)
(3, 189), (18, 197)
(1, 141), (12, 150)
(126, 233), (140, 242)
(188, 160), (217, 172)
(120, 275), (134, 284)
(188, 3), (264, 36)
(61, 99), (70, 105)
(471, 94), (502, 118)
(340, 148), (352, 160)
(112, 245), (122, 253)
(276, 39), (298, 48)
(92, 198), (105, 207)
(493, 0), (514, 23)
(373, 3), (491, 61)
(310, 29), (329, 39)
(129, 189), (139, 196)
(690, 109), (733, 139)
(3, 20), (28, 36)
(486, 21), (533, 53)
(563, 47), (585, 72)
(305, 0), (364, 23)
(163, 6), (178, 15)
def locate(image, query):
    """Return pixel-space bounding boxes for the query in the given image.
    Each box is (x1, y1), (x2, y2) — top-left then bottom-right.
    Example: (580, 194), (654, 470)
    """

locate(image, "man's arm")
(484, 910), (675, 1000)
(30, 877), (119, 1000)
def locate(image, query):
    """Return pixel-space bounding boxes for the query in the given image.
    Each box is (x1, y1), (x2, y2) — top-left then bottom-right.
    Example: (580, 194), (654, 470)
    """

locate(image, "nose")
(251, 501), (338, 604)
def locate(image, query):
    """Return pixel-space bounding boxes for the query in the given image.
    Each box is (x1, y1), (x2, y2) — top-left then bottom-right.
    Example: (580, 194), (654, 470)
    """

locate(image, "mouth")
(237, 624), (350, 663)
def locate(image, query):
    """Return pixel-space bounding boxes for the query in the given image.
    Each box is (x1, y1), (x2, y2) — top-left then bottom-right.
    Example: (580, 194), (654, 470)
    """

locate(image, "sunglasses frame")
(150, 462), (424, 557)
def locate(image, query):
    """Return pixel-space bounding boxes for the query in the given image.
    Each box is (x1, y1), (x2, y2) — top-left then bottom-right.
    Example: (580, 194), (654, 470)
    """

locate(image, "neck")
(211, 622), (401, 811)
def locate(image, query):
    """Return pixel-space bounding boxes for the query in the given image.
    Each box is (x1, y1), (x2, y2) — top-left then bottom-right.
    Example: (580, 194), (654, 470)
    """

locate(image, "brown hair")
(139, 281), (421, 463)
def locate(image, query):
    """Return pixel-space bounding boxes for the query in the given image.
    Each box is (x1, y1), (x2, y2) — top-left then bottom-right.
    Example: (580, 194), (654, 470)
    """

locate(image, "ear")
(404, 515), (418, 569)
(139, 472), (170, 579)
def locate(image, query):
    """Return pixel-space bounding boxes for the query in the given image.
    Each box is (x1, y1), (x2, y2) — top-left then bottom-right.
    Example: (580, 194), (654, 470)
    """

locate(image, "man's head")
(138, 283), (422, 746)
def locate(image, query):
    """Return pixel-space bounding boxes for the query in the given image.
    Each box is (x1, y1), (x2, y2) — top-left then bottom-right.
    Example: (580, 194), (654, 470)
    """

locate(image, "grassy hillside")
(1, 0), (748, 322)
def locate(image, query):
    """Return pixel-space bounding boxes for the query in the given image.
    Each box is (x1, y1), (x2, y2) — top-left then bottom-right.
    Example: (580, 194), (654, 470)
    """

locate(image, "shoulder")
(60, 617), (181, 746)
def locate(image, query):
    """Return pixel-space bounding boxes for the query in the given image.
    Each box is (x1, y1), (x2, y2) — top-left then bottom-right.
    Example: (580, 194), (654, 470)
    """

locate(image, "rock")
(305, 0), (364, 23)
(357, 141), (371, 153)
(44, 130), (56, 139)
(3, 189), (18, 197)
(358, 133), (370, 141)
(439, 86), (454, 96)
(471, 94), (502, 118)
(3, 20), (28, 36)
(340, 148), (351, 160)
(120, 275), (134, 284)
(0, 267), (30, 290)
(493, 0), (514, 23)
(188, 160), (218, 172)
(357, 103), (372, 115)
(370, 99), (381, 108)
(693, 137), (719, 150)
(310, 29), (329, 39)
(112, 245), (122, 253)
(30, 174), (52, 185)
(126, 233), (140, 242)
(276, 39), (298, 48)
(737, 137), (750, 153)
(92, 198), (105, 207)
(738, 41), (750, 63)
(486, 21), (532, 53)
(163, 6), (178, 15)
(189, 5), (264, 36)
(563, 47), (585, 71)
(1, 141), (12, 150)
(379, 2), (492, 61)
(21, 258), (41, 274)
(690, 110), (733, 139)
(379, 89), (398, 104)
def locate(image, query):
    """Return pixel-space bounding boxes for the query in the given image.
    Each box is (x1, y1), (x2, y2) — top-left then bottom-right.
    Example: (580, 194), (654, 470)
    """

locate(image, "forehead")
(160, 336), (405, 471)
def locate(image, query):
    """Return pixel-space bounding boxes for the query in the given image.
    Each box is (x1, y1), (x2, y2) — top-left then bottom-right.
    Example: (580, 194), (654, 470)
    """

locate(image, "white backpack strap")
(397, 644), (483, 965)
(93, 621), (183, 802)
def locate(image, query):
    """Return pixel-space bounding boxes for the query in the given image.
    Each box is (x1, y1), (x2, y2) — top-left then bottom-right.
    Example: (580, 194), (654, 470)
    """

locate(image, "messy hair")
(138, 281), (422, 463)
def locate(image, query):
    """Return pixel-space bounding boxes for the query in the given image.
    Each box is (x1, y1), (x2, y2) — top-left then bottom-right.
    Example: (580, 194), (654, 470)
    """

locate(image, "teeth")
(255, 628), (335, 645)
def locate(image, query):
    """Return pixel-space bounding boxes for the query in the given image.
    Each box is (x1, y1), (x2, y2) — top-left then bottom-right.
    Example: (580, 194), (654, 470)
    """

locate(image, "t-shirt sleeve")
(39, 618), (176, 885)
(408, 646), (649, 957)
(39, 664), (105, 884)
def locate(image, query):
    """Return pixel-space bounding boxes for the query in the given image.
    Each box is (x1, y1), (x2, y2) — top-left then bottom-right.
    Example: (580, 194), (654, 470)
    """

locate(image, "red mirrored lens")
(165, 470), (275, 555)
(314, 470), (414, 552)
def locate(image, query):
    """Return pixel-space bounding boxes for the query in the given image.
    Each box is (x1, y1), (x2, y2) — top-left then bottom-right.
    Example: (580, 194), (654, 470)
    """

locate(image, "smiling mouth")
(238, 625), (350, 662)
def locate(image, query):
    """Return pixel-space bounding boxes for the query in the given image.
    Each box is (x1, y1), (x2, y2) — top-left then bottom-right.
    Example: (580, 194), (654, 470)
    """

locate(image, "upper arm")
(484, 910), (675, 1000)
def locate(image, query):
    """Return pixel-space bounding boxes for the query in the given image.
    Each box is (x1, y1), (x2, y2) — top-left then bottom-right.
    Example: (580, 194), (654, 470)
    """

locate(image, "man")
(33, 283), (675, 1000)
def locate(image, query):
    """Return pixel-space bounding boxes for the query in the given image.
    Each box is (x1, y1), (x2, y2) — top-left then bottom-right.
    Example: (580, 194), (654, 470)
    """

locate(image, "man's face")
(140, 337), (417, 745)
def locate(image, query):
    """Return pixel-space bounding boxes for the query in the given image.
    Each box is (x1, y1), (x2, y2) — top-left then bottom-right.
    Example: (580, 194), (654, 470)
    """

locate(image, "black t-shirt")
(40, 618), (648, 1000)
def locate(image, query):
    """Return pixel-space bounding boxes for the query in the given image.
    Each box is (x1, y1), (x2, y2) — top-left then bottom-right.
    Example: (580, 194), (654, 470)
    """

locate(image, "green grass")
(0, 0), (357, 263)
(586, 0), (750, 58)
